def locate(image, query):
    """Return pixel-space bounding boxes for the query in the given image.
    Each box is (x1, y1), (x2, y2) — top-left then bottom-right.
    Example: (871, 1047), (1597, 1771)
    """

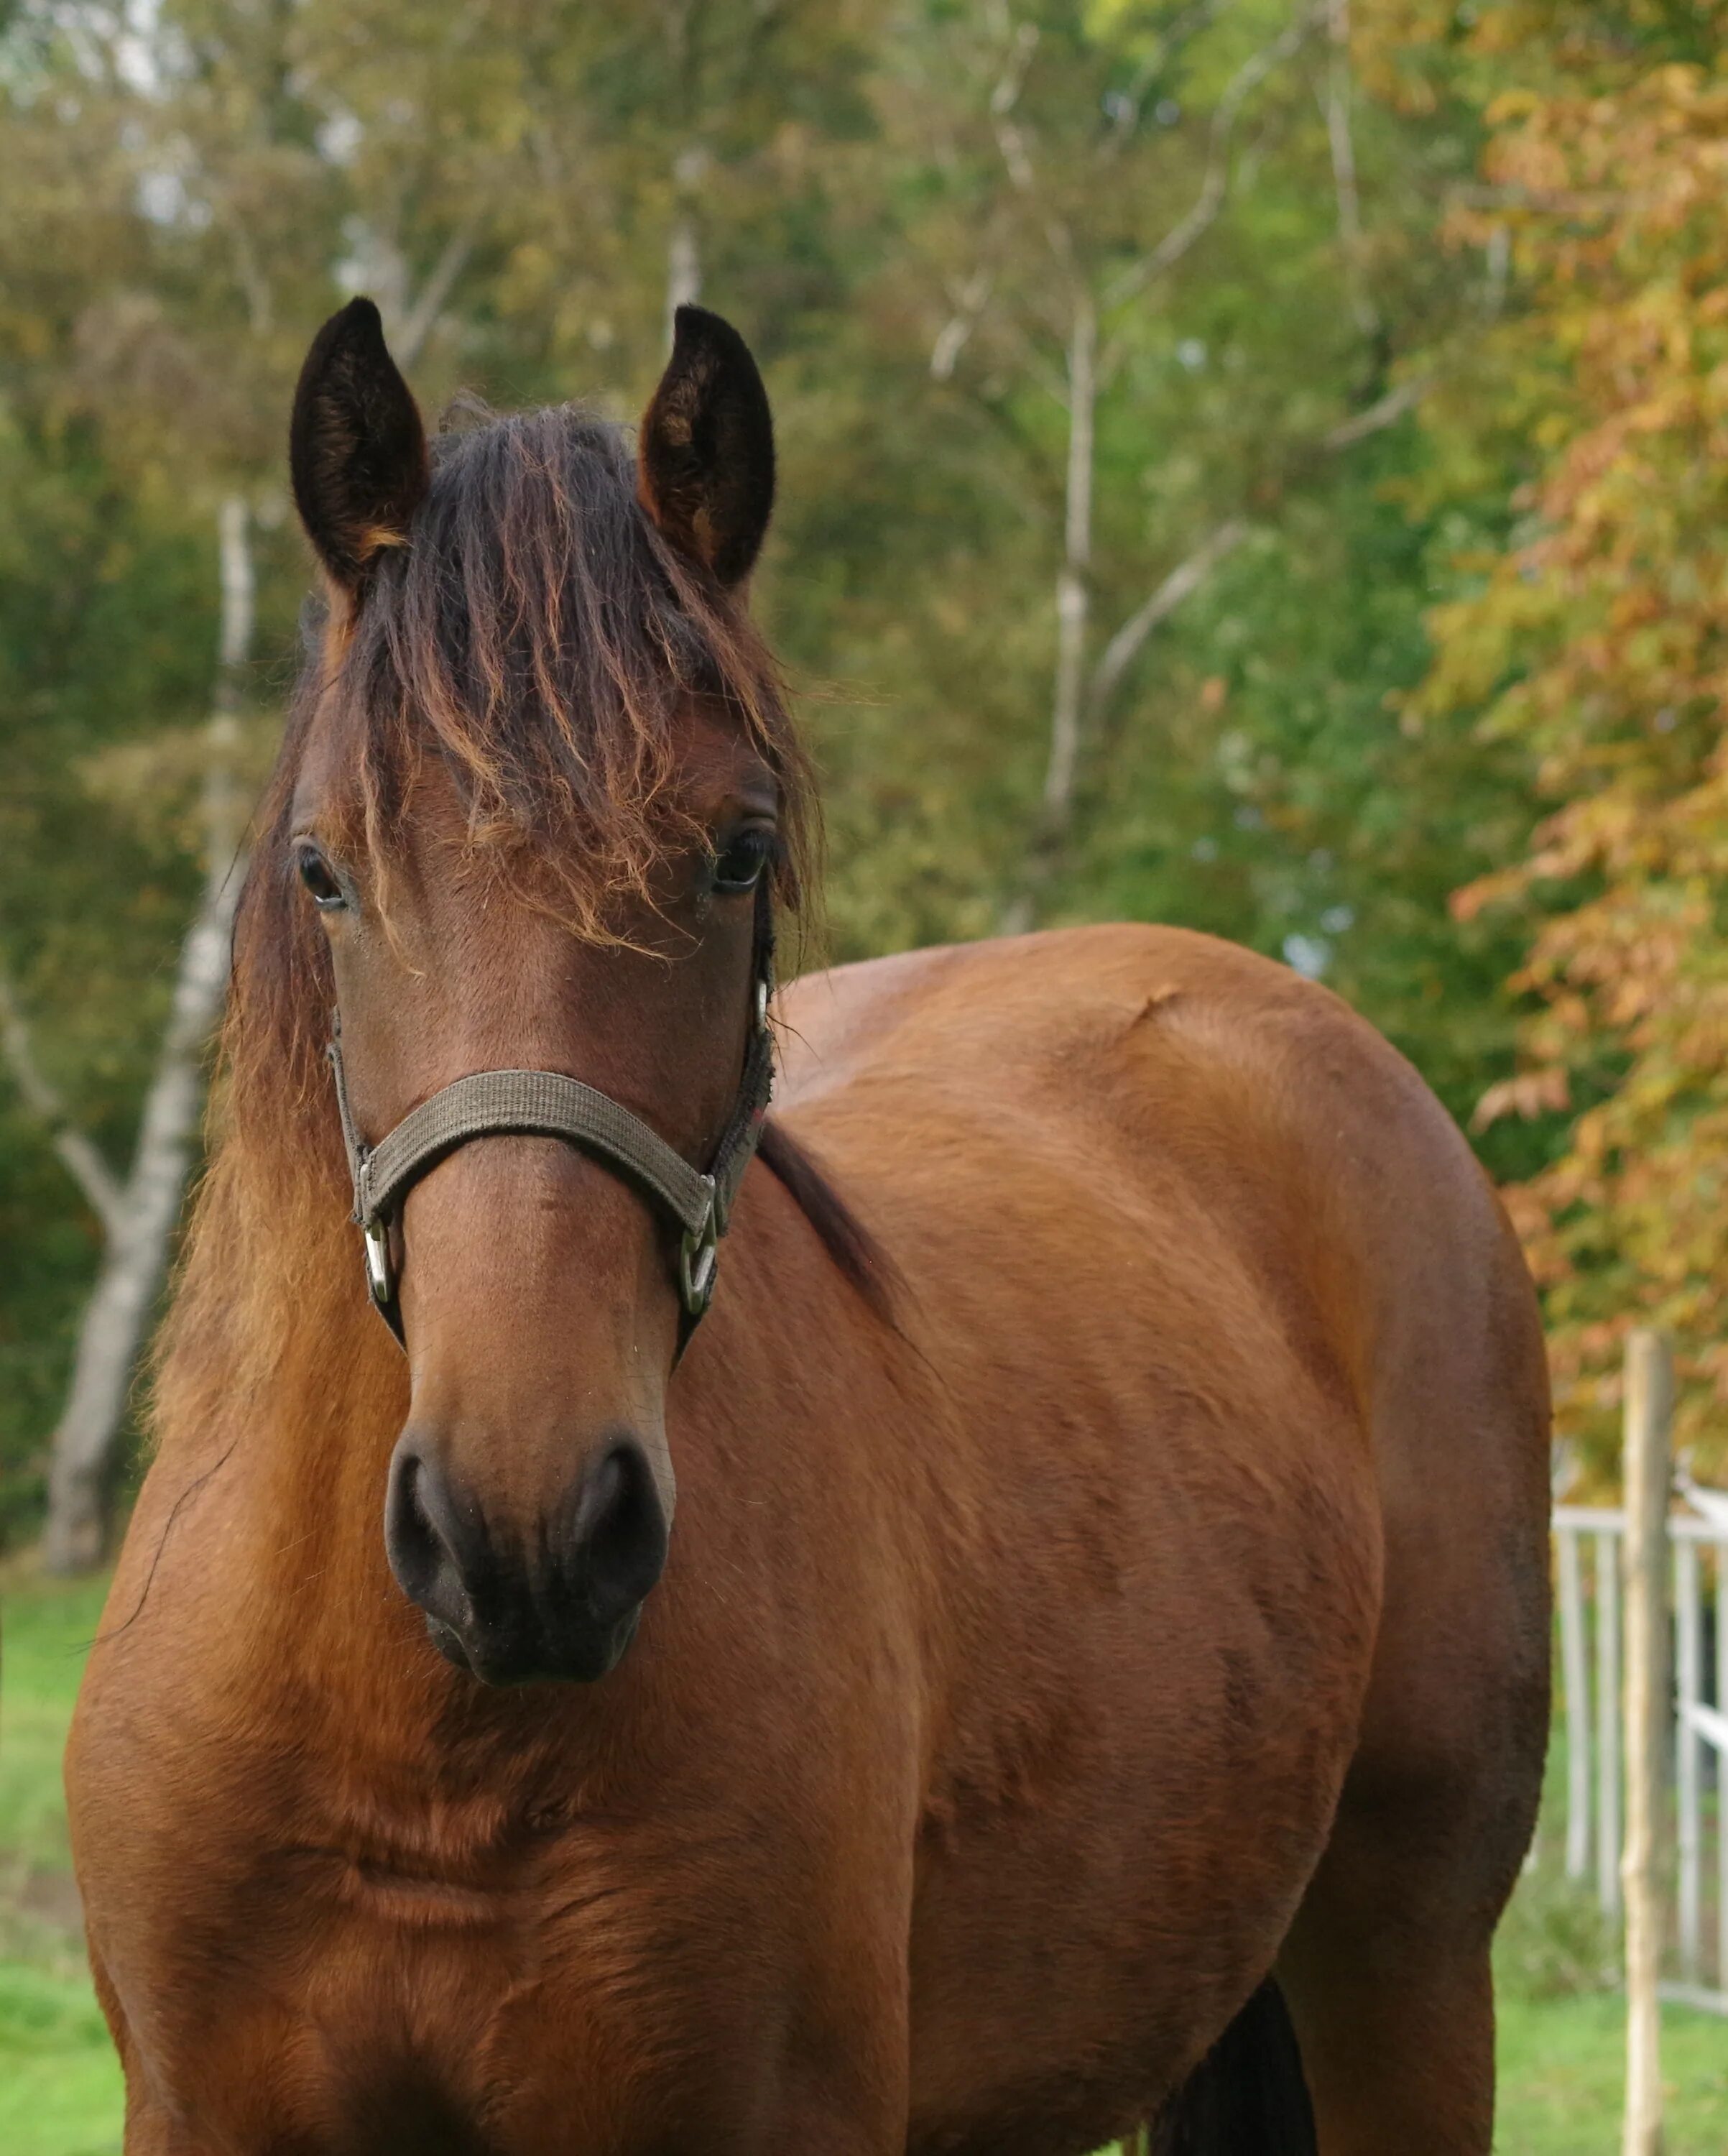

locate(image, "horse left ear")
(637, 306), (775, 588)
(289, 297), (428, 599)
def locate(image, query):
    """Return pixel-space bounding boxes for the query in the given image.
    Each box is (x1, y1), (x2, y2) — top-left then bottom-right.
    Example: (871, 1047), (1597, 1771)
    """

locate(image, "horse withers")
(66, 298), (1551, 2155)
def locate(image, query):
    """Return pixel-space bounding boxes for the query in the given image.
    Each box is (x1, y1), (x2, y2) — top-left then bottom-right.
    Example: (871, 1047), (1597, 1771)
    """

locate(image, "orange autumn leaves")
(1408, 45), (1728, 1480)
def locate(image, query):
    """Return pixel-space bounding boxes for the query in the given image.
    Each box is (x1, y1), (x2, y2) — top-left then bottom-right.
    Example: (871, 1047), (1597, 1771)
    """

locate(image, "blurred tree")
(1390, 4), (1728, 1484)
(795, 0), (1546, 1166)
(6, 0), (367, 1567)
(0, 10), (219, 1546)
(4, 0), (891, 1560)
(0, 0), (1579, 1549)
(866, 0), (1440, 926)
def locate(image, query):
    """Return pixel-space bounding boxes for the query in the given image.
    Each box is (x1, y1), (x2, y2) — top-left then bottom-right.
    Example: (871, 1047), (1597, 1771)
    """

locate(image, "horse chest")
(91, 1744), (827, 2156)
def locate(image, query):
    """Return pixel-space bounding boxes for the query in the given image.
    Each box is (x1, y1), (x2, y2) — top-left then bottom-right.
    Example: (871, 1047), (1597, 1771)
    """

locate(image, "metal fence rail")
(1552, 1492), (1728, 2015)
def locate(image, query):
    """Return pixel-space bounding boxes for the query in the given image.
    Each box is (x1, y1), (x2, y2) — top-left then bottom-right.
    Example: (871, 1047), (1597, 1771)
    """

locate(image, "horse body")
(67, 300), (1549, 2154)
(73, 924), (1543, 2156)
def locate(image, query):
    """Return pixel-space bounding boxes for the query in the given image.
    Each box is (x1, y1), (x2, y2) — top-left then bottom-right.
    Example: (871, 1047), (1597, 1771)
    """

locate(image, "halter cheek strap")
(325, 896), (775, 1355)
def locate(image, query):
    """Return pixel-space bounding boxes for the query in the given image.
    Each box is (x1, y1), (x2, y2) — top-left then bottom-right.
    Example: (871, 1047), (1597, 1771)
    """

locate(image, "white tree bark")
(998, 295), (1094, 938)
(979, 6), (1316, 936)
(1043, 293), (1096, 830)
(1085, 515), (1248, 726)
(665, 147), (709, 345)
(39, 494), (254, 1573)
(1323, 0), (1377, 337)
(996, 369), (1426, 934)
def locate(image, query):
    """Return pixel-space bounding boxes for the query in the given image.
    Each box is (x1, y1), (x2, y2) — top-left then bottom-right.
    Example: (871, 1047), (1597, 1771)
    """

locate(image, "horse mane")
(152, 398), (877, 1439)
(755, 1118), (899, 1325)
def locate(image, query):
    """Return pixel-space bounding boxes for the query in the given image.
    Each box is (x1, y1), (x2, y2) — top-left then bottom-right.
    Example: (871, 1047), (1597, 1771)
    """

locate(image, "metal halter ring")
(364, 1216), (394, 1311)
(678, 1177), (721, 1318)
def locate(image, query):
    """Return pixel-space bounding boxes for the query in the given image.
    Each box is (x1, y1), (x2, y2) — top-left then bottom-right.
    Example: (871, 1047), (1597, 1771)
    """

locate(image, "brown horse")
(67, 299), (1551, 2156)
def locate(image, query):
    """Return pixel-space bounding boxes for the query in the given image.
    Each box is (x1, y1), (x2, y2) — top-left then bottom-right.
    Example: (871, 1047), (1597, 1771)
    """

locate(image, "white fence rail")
(1553, 1485), (1728, 2016)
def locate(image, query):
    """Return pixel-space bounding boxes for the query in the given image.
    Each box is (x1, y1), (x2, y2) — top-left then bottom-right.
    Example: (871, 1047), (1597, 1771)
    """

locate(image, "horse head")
(279, 298), (800, 1684)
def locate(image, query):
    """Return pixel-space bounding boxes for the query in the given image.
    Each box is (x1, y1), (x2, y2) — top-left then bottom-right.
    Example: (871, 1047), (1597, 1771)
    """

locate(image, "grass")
(0, 1566), (106, 1874)
(1498, 1988), (1728, 2152)
(1, 1559), (1724, 2153)
(0, 1960), (126, 2156)
(0, 1563), (124, 2156)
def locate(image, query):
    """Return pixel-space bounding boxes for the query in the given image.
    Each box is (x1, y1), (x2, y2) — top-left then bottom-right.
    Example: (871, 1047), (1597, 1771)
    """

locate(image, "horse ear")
(637, 306), (775, 587)
(289, 298), (428, 596)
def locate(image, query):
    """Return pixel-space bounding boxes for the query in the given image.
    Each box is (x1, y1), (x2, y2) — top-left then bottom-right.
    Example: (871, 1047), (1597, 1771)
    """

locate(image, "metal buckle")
(754, 975), (770, 1032)
(363, 1217), (394, 1309)
(678, 1177), (720, 1318)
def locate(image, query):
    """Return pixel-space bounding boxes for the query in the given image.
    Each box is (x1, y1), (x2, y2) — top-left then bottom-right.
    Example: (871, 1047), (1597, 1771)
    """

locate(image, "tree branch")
(1319, 372), (1427, 450)
(1086, 516), (1249, 722)
(1079, 377), (1431, 751)
(1102, 4), (1315, 314)
(1448, 182), (1650, 218)
(1088, 374), (1428, 717)
(0, 967), (126, 1236)
(1323, 0), (1377, 336)
(989, 17), (1081, 276)
(1094, 0), (1229, 169)
(931, 269), (994, 381)
(396, 218), (477, 369)
(988, 19), (1042, 193)
(1043, 295), (1097, 824)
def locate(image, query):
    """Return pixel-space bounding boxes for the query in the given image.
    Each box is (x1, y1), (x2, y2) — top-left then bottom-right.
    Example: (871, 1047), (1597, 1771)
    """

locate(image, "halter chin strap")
(325, 893), (775, 1355)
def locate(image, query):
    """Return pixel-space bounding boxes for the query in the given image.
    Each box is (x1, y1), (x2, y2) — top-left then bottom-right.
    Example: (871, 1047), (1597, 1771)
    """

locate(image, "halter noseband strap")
(325, 897), (775, 1354)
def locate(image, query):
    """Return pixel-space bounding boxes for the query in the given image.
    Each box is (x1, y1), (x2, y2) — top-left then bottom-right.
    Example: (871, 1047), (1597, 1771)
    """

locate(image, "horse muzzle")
(384, 1427), (669, 1684)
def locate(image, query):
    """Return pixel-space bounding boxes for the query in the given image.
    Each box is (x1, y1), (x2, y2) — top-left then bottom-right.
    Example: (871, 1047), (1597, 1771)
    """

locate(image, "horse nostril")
(382, 1429), (665, 1683)
(568, 1441), (668, 1626)
(385, 1437), (479, 1641)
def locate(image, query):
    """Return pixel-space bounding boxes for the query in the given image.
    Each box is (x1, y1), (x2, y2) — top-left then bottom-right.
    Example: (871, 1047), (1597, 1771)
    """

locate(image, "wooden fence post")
(1622, 1328), (1672, 2156)
(1595, 1524), (1622, 1918)
(1557, 1522), (1591, 1879)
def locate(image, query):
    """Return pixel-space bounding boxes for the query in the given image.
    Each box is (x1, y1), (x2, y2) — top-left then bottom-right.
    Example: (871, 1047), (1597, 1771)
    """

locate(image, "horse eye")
(711, 829), (774, 894)
(296, 846), (346, 910)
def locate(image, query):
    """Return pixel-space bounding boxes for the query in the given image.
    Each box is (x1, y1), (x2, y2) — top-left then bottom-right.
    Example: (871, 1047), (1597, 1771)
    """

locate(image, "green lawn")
(2, 1561), (1723, 2154)
(1499, 1989), (1728, 2152)
(1, 1566), (124, 2156)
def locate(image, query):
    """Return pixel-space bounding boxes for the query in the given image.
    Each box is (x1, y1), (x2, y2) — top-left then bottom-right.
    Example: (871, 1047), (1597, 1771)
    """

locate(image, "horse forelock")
(321, 402), (814, 935)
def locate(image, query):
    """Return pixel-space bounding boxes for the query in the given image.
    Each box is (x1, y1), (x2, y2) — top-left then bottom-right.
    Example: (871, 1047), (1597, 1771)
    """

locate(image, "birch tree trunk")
(1000, 292), (1094, 936)
(40, 494), (254, 1573)
(1044, 292), (1096, 838)
(666, 147), (708, 344)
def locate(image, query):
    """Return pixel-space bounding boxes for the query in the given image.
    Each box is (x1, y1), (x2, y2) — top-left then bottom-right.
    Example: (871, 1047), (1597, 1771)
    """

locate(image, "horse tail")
(1154, 1978), (1316, 2155)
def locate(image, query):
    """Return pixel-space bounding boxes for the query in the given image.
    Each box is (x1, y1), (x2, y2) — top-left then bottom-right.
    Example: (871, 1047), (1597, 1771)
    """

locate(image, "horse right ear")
(637, 306), (775, 588)
(290, 298), (428, 599)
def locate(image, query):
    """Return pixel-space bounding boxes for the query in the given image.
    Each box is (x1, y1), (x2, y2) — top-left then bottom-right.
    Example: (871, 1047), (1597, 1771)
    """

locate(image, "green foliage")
(1390, 18), (1728, 1481)
(0, 0), (1621, 1541)
(0, 416), (216, 1530)
(1060, 428), (1551, 1169)
(1494, 1859), (1619, 2004)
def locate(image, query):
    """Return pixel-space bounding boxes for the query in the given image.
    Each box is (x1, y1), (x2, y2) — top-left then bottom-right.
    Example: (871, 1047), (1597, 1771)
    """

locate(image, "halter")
(325, 889), (775, 1354)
